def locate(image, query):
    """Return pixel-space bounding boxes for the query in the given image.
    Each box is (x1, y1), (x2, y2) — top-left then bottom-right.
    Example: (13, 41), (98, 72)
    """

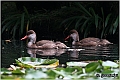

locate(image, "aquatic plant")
(1, 57), (119, 79)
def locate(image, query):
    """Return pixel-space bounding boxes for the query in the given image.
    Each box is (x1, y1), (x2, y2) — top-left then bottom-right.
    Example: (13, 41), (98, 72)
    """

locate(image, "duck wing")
(80, 37), (100, 43)
(36, 40), (54, 46)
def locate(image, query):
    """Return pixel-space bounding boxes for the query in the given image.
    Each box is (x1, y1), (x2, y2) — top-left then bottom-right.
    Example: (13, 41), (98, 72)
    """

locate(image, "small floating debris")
(66, 47), (70, 48)
(67, 48), (85, 51)
(64, 41), (68, 42)
(5, 40), (11, 42)
(2, 47), (4, 49)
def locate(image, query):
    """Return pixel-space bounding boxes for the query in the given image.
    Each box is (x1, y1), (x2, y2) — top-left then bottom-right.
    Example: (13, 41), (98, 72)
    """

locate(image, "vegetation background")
(1, 1), (119, 44)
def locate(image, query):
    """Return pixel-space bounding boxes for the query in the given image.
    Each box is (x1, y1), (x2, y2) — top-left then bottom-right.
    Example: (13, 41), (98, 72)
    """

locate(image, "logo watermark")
(96, 73), (118, 78)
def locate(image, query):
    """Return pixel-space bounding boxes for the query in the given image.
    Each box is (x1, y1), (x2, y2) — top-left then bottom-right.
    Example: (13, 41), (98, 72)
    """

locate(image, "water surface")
(2, 40), (118, 68)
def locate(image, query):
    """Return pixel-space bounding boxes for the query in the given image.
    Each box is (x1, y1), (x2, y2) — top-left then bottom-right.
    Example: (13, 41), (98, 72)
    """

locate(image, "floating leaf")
(85, 62), (99, 73)
(102, 61), (118, 68)
(1, 68), (12, 75)
(25, 69), (48, 79)
(12, 69), (25, 75)
(101, 70), (114, 74)
(17, 57), (59, 68)
(15, 59), (33, 68)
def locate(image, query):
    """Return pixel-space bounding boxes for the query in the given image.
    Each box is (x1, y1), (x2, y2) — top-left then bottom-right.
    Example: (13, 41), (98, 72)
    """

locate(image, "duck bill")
(21, 35), (28, 40)
(64, 36), (70, 40)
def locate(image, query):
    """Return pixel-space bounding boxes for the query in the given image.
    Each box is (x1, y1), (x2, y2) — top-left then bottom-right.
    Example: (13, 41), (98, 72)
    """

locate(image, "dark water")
(2, 40), (119, 68)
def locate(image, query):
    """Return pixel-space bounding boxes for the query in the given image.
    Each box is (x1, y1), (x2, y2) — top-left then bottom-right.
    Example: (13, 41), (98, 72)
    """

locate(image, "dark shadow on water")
(1, 40), (119, 68)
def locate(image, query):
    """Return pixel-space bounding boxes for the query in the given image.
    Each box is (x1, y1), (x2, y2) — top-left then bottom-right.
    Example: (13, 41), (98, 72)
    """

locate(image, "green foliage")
(2, 2), (118, 40)
(85, 62), (99, 73)
(1, 57), (119, 79)
(2, 6), (29, 39)
(15, 57), (59, 68)
(60, 2), (119, 38)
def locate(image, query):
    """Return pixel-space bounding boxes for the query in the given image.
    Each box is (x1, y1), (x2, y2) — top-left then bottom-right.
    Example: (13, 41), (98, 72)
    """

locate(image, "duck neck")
(27, 38), (36, 48)
(71, 33), (79, 42)
(27, 42), (34, 47)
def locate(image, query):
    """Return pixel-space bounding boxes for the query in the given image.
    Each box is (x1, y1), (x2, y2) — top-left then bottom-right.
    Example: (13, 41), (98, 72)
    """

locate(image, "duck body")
(21, 30), (67, 49)
(36, 40), (54, 46)
(65, 29), (113, 46)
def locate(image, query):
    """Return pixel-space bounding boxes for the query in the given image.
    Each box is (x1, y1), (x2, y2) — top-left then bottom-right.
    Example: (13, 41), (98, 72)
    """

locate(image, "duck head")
(65, 29), (79, 44)
(21, 30), (37, 47)
(21, 30), (36, 43)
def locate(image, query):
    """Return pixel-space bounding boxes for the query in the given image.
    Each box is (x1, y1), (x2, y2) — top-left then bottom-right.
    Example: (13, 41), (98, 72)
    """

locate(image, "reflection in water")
(68, 50), (79, 60)
(79, 44), (118, 61)
(27, 48), (67, 57)
(1, 40), (119, 68)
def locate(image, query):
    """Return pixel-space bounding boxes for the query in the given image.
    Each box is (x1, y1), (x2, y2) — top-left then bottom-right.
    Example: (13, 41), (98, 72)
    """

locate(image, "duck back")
(36, 40), (54, 46)
(80, 37), (100, 43)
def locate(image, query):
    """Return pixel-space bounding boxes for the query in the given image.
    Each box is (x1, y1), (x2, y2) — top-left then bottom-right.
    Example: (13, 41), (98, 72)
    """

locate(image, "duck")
(21, 30), (67, 49)
(65, 29), (113, 46)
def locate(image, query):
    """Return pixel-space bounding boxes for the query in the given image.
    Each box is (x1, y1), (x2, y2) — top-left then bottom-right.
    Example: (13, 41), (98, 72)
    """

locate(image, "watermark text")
(96, 73), (118, 78)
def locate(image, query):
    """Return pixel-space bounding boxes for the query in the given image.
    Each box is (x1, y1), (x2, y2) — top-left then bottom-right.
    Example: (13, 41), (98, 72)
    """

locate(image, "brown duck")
(65, 29), (113, 46)
(21, 30), (67, 49)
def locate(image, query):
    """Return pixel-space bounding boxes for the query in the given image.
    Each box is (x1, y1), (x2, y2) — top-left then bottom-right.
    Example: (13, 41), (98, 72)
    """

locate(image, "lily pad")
(16, 57), (59, 68)
(1, 68), (12, 75)
(102, 61), (118, 68)
(101, 70), (114, 74)
(52, 66), (83, 79)
(67, 62), (88, 67)
(85, 62), (99, 73)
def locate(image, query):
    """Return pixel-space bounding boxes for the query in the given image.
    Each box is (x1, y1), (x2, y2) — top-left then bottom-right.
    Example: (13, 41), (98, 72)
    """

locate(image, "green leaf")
(84, 23), (91, 38)
(113, 16), (118, 34)
(40, 59), (58, 65)
(89, 7), (96, 16)
(20, 13), (25, 35)
(61, 16), (83, 26)
(1, 68), (12, 75)
(23, 6), (30, 19)
(25, 69), (48, 79)
(17, 57), (59, 68)
(11, 19), (20, 39)
(12, 69), (25, 75)
(80, 18), (89, 32)
(75, 2), (92, 17)
(75, 18), (82, 29)
(101, 70), (114, 74)
(66, 19), (75, 28)
(101, 7), (104, 21)
(105, 13), (111, 27)
(95, 14), (99, 28)
(46, 70), (57, 78)
(85, 62), (99, 73)
(2, 14), (21, 25)
(15, 59), (33, 68)
(102, 61), (118, 68)
(2, 19), (16, 33)
(100, 29), (104, 38)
